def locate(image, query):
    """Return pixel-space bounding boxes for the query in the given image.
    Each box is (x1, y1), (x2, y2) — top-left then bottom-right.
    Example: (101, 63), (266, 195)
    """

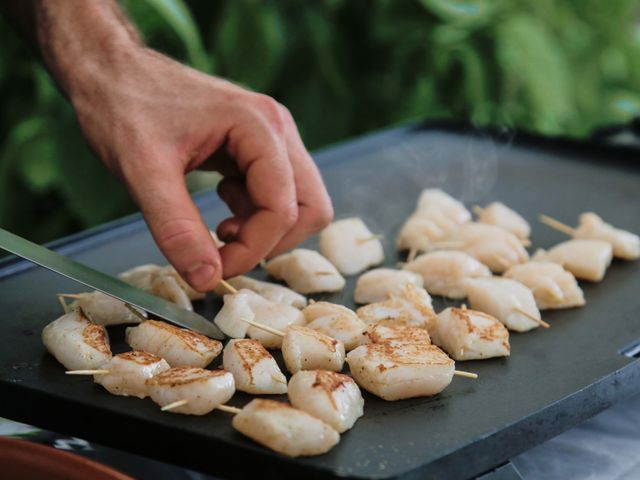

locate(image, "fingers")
(217, 177), (255, 219)
(123, 160), (222, 292)
(218, 96), (299, 277)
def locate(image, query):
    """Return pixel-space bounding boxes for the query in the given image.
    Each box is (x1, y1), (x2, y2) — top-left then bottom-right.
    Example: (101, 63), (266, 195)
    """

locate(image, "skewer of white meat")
(403, 250), (491, 299)
(265, 249), (345, 294)
(213, 275), (307, 308)
(288, 370), (364, 433)
(415, 189), (472, 224)
(119, 264), (194, 310)
(302, 302), (368, 351)
(354, 268), (423, 304)
(228, 399), (340, 457)
(473, 202), (531, 242)
(346, 343), (477, 401)
(365, 323), (431, 346)
(465, 277), (549, 332)
(356, 283), (437, 330)
(42, 309), (112, 370)
(540, 212), (639, 260)
(57, 291), (146, 325)
(504, 262), (585, 310)
(445, 223), (529, 273)
(126, 320), (222, 367)
(66, 351), (171, 399)
(223, 339), (287, 394)
(214, 288), (304, 348)
(531, 239), (613, 282)
(431, 307), (510, 361)
(319, 218), (384, 275)
(147, 367), (235, 415)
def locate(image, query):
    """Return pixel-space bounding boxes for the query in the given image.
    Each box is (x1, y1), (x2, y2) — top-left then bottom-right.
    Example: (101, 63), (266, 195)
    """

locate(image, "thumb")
(126, 165), (222, 292)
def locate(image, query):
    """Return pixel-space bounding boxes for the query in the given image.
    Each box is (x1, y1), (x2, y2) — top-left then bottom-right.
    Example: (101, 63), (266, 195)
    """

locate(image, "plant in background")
(1, 0), (640, 244)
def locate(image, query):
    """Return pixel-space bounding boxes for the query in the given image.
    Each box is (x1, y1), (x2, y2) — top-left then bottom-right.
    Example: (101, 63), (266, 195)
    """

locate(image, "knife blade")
(0, 228), (224, 339)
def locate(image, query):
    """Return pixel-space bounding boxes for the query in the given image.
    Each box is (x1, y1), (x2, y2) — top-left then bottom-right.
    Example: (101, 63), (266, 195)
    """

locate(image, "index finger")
(218, 103), (298, 277)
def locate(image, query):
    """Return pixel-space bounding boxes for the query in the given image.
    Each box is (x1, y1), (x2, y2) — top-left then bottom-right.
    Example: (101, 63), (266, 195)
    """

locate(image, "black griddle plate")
(1, 124), (639, 480)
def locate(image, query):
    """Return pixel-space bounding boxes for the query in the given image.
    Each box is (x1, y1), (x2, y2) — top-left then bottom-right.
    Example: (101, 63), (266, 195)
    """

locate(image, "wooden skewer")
(454, 370), (478, 379)
(472, 205), (484, 217)
(66, 369), (109, 375)
(259, 259), (267, 269)
(513, 307), (550, 328)
(58, 293), (84, 300)
(161, 399), (189, 412)
(57, 294), (70, 314)
(124, 303), (147, 322)
(539, 214), (575, 237)
(407, 248), (418, 263)
(239, 317), (285, 337)
(315, 271), (336, 276)
(272, 374), (287, 385)
(357, 234), (383, 245)
(216, 404), (242, 415)
(219, 279), (238, 295)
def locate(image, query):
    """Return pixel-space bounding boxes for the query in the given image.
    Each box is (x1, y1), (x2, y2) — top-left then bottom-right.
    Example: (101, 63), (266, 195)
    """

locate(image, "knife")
(0, 228), (224, 339)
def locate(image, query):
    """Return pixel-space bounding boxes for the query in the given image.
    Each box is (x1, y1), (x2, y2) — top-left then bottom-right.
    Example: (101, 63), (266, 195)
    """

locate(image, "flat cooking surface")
(1, 124), (640, 480)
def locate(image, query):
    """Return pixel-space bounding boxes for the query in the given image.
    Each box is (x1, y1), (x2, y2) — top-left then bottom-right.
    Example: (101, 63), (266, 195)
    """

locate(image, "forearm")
(0, 0), (141, 98)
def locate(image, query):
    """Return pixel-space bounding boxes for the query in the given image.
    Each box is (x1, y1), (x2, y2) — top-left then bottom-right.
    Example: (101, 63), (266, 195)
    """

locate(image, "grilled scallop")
(214, 275), (307, 308)
(232, 399), (340, 457)
(532, 239), (613, 282)
(282, 326), (346, 374)
(147, 367), (235, 415)
(67, 290), (145, 325)
(42, 310), (112, 370)
(266, 249), (345, 294)
(354, 268), (423, 304)
(119, 264), (194, 310)
(504, 262), (585, 310)
(303, 302), (367, 351)
(125, 320), (222, 368)
(346, 343), (455, 401)
(415, 189), (472, 224)
(396, 212), (453, 252)
(432, 307), (510, 361)
(449, 223), (529, 274)
(288, 370), (364, 433)
(475, 202), (530, 240)
(465, 277), (541, 332)
(213, 289), (304, 348)
(573, 213), (639, 260)
(319, 218), (384, 275)
(94, 351), (170, 398)
(403, 250), (491, 299)
(356, 284), (437, 330)
(223, 339), (287, 395)
(365, 324), (431, 345)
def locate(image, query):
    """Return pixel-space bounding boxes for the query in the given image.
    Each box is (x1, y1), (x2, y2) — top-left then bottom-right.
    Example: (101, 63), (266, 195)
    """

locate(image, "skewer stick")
(407, 248), (418, 263)
(218, 279), (238, 295)
(357, 234), (383, 245)
(454, 370), (478, 379)
(57, 293), (84, 300)
(124, 303), (147, 322)
(315, 271), (336, 276)
(513, 307), (550, 328)
(539, 214), (575, 237)
(57, 294), (70, 314)
(239, 317), (285, 337)
(472, 205), (484, 217)
(216, 404), (242, 415)
(66, 369), (109, 375)
(161, 399), (189, 412)
(271, 374), (287, 385)
(259, 259), (267, 269)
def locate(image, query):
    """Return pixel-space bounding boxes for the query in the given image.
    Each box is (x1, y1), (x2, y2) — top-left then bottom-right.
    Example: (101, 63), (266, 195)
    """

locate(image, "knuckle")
(255, 94), (286, 132)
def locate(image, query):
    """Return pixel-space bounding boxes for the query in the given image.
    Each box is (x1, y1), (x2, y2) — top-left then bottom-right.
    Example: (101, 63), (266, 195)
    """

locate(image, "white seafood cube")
(403, 250), (491, 299)
(354, 268), (423, 304)
(95, 351), (170, 398)
(214, 276), (307, 308)
(319, 218), (384, 275)
(213, 290), (255, 338)
(245, 293), (305, 349)
(232, 399), (339, 457)
(306, 314), (367, 351)
(532, 239), (612, 282)
(346, 343), (454, 401)
(282, 326), (345, 374)
(288, 370), (364, 433)
(504, 262), (585, 310)
(465, 277), (541, 332)
(68, 291), (145, 326)
(365, 324), (431, 345)
(432, 307), (510, 361)
(475, 202), (530, 240)
(357, 284), (436, 330)
(266, 249), (345, 294)
(574, 213), (639, 260)
(223, 339), (287, 395)
(416, 189), (471, 224)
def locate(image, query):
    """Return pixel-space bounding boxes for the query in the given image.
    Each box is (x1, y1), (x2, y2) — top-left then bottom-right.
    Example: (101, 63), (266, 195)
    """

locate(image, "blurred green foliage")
(2, 0), (640, 244)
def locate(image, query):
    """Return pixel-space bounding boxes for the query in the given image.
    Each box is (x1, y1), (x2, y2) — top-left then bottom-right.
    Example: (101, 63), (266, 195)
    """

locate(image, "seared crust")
(146, 366), (226, 386)
(117, 350), (163, 365)
(450, 308), (510, 351)
(82, 322), (111, 356)
(234, 339), (272, 384)
(145, 320), (222, 353)
(360, 343), (452, 370)
(311, 370), (352, 409)
(289, 326), (339, 352)
(365, 324), (431, 344)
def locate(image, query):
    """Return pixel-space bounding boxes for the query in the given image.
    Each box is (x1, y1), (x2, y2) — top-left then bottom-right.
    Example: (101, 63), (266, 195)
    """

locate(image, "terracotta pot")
(0, 437), (133, 480)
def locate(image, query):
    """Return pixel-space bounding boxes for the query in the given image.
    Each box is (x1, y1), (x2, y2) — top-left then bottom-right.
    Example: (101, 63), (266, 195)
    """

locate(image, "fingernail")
(185, 263), (217, 291)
